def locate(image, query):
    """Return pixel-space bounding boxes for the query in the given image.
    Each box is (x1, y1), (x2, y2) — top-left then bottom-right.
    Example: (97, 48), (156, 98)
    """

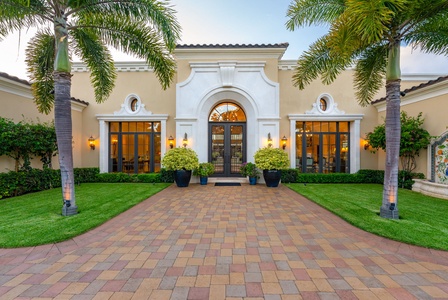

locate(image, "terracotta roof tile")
(70, 97), (89, 106)
(371, 75), (448, 104)
(0, 72), (30, 85)
(0, 71), (89, 105)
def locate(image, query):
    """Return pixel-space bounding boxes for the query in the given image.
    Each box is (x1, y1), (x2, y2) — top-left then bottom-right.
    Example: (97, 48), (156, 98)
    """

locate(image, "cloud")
(401, 46), (448, 74)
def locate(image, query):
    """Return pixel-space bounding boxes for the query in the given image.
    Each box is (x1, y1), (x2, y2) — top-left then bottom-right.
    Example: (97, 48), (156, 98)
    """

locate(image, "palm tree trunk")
(54, 71), (77, 216)
(380, 79), (401, 219)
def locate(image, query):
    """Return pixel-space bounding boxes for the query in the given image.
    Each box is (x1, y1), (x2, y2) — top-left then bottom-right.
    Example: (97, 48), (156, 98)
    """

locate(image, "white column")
(99, 120), (108, 173)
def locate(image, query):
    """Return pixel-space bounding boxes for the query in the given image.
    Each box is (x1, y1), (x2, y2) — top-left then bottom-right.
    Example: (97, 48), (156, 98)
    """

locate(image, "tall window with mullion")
(109, 122), (161, 174)
(295, 121), (349, 173)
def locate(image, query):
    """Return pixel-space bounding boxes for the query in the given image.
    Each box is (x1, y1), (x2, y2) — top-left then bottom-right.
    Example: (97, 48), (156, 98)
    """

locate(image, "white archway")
(175, 61), (281, 166)
(196, 88), (258, 163)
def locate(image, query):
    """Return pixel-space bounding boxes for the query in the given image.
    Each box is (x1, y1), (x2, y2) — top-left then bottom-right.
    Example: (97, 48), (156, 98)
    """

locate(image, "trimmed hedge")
(0, 168), (174, 200)
(281, 168), (424, 190)
(1, 167), (424, 200)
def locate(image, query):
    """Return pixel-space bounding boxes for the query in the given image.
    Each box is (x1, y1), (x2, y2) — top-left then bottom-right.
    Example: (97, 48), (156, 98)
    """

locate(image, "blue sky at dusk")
(0, 0), (446, 80)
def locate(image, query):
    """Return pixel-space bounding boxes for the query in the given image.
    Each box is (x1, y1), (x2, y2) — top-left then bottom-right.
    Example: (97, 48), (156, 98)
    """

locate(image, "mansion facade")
(1, 44), (447, 181)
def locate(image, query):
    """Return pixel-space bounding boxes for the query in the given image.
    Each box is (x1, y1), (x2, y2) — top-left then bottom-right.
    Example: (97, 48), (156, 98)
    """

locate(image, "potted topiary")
(254, 147), (290, 187)
(161, 148), (199, 187)
(193, 162), (215, 185)
(240, 162), (260, 185)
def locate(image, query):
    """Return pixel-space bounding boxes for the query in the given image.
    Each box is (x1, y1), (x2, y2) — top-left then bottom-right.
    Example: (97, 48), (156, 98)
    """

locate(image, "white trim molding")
(373, 77), (448, 112)
(0, 76), (32, 99)
(72, 61), (154, 73)
(95, 95), (169, 173)
(176, 60), (280, 163)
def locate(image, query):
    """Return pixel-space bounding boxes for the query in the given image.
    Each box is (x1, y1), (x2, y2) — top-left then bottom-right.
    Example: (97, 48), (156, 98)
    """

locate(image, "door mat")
(215, 182), (241, 186)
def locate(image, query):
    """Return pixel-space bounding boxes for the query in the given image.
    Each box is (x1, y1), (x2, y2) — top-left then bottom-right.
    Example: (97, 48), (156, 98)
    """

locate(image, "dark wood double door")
(209, 123), (246, 177)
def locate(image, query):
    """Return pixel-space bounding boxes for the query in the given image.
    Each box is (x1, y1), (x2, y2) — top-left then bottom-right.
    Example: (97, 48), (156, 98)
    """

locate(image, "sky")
(1, 0), (447, 80)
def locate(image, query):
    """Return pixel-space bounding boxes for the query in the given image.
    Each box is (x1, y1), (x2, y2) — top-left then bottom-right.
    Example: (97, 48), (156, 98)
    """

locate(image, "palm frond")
(286, 0), (345, 30)
(354, 45), (387, 106)
(327, 14), (363, 60)
(292, 35), (351, 89)
(71, 28), (116, 103)
(68, 0), (180, 50)
(74, 14), (176, 89)
(343, 0), (402, 44)
(25, 29), (55, 114)
(404, 11), (448, 55)
(0, 0), (51, 35)
(405, 0), (448, 24)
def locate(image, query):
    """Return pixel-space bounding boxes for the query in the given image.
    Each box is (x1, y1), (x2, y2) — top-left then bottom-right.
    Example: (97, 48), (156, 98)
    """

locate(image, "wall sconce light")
(182, 133), (188, 148)
(364, 141), (370, 150)
(281, 135), (287, 150)
(168, 135), (174, 149)
(88, 136), (95, 150)
(267, 133), (272, 147)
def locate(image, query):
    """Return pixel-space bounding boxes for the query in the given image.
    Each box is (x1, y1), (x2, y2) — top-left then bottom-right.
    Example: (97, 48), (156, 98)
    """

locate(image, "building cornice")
(96, 114), (169, 121)
(278, 60), (297, 70)
(288, 114), (364, 121)
(72, 61), (154, 73)
(174, 44), (288, 60)
(71, 99), (88, 112)
(0, 73), (32, 99)
(373, 76), (448, 112)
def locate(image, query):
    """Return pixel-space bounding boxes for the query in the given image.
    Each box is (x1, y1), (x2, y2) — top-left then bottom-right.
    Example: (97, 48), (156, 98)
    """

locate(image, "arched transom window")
(209, 102), (246, 122)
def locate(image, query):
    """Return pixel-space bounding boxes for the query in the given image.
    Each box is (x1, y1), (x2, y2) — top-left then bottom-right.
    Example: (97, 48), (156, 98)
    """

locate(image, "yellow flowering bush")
(254, 147), (290, 170)
(161, 148), (199, 171)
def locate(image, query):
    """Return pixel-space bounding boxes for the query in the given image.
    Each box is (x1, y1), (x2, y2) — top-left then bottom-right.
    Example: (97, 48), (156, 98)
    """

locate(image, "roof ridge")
(176, 43), (289, 49)
(0, 72), (30, 86)
(371, 75), (448, 104)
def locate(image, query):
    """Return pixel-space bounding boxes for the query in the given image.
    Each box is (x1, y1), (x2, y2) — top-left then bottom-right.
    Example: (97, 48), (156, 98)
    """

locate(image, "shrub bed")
(1, 167), (423, 200)
(0, 168), (174, 200)
(281, 168), (424, 189)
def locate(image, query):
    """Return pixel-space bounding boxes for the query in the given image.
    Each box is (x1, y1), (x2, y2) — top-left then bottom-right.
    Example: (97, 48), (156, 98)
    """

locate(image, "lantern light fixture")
(364, 140), (370, 150)
(281, 135), (287, 150)
(88, 136), (95, 150)
(183, 133), (188, 148)
(267, 133), (272, 148)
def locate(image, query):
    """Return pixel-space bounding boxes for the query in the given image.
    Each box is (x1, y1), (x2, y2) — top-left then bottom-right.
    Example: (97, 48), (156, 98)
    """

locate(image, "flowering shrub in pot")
(161, 148), (199, 187)
(240, 162), (260, 185)
(254, 147), (289, 187)
(193, 162), (215, 185)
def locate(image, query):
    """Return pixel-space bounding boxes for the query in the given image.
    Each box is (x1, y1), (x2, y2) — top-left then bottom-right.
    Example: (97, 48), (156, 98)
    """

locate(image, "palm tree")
(286, 0), (448, 219)
(1, 0), (180, 215)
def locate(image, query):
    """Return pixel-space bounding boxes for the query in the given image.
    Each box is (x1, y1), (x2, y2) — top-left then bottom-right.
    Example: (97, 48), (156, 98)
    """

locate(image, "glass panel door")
(210, 123), (245, 177)
(122, 134), (135, 173)
(340, 134), (349, 173)
(211, 125), (225, 175)
(230, 125), (244, 175)
(322, 134), (336, 173)
(154, 134), (161, 172)
(137, 134), (150, 173)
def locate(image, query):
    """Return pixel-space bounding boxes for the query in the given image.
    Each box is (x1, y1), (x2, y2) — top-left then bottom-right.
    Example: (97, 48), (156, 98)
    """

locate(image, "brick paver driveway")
(1, 184), (448, 299)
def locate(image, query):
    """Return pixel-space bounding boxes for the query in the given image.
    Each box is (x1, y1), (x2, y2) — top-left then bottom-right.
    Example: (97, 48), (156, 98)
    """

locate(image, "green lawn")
(286, 183), (448, 251)
(0, 183), (170, 248)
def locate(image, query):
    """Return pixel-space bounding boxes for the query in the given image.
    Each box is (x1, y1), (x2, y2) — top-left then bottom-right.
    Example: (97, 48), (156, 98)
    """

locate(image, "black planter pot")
(263, 170), (281, 187)
(174, 170), (192, 187)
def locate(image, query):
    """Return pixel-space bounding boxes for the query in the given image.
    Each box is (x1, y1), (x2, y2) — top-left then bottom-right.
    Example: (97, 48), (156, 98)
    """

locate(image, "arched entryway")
(208, 102), (246, 177)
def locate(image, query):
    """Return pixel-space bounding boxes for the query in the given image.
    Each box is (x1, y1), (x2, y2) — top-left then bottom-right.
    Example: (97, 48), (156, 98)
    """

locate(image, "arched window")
(209, 102), (246, 122)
